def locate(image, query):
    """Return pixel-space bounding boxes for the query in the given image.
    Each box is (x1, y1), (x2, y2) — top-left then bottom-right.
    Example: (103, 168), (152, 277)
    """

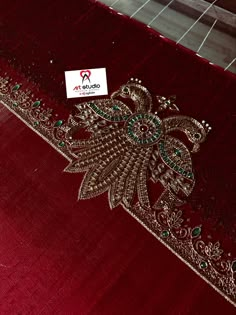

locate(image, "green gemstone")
(54, 120), (64, 127)
(174, 148), (182, 157)
(124, 87), (129, 93)
(34, 121), (40, 126)
(192, 226), (201, 238)
(200, 261), (208, 269)
(13, 103), (18, 107)
(112, 105), (120, 111)
(32, 100), (41, 107)
(161, 230), (170, 238)
(231, 261), (236, 272)
(12, 84), (21, 91)
(58, 141), (65, 147)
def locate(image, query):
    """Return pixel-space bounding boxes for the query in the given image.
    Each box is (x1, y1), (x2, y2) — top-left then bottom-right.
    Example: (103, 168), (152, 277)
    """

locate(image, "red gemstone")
(140, 125), (148, 132)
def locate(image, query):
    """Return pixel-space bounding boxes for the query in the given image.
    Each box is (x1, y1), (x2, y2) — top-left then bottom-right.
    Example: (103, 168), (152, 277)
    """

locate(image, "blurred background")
(99, 0), (236, 73)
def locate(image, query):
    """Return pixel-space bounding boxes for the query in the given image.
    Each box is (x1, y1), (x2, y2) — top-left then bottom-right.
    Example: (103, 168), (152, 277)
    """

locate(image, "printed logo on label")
(80, 70), (91, 83)
(65, 68), (108, 98)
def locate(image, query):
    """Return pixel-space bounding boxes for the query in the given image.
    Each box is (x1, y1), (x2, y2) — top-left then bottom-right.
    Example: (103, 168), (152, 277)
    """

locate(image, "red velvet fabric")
(0, 0), (235, 314)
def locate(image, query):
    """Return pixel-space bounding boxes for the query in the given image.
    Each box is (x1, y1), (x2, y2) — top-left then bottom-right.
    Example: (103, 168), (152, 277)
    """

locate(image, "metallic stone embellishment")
(0, 75), (235, 306)
(126, 112), (162, 146)
(63, 78), (210, 210)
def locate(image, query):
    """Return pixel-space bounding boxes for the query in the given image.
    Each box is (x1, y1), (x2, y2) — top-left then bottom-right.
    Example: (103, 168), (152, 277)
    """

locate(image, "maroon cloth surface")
(0, 0), (236, 314)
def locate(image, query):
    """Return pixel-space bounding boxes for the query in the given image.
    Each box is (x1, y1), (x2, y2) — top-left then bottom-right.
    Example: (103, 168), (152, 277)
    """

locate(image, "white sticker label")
(64, 68), (108, 98)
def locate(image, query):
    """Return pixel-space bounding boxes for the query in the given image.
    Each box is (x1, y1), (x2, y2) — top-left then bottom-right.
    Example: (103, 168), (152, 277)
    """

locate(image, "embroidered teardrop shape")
(32, 101), (41, 107)
(54, 120), (64, 127)
(12, 84), (21, 91)
(192, 226), (201, 238)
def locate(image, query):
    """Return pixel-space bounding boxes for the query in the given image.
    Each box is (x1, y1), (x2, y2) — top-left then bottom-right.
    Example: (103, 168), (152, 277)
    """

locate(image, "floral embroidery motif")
(133, 203), (236, 303)
(56, 78), (210, 210)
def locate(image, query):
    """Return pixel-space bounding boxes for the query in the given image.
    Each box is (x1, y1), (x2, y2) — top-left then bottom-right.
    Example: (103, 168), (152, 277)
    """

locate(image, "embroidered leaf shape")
(83, 99), (133, 122)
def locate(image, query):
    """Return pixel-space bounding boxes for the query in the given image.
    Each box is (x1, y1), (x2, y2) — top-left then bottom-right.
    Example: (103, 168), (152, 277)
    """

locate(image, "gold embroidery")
(132, 203), (236, 306)
(0, 76), (235, 306)
(64, 78), (210, 211)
